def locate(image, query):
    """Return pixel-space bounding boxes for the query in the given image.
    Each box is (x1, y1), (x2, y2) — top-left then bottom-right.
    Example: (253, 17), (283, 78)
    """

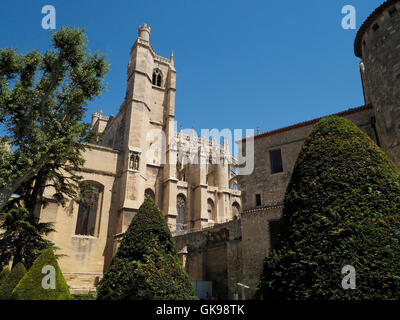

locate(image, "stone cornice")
(130, 39), (172, 67)
(129, 98), (151, 113)
(152, 85), (166, 92)
(147, 163), (163, 169)
(192, 183), (208, 191)
(78, 167), (117, 177)
(130, 38), (156, 57)
(85, 143), (120, 154)
(127, 69), (152, 85)
(163, 177), (179, 184)
(242, 204), (283, 215)
(149, 120), (164, 126)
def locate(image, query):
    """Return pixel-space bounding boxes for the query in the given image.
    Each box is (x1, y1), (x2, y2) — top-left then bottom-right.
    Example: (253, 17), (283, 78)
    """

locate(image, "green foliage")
(0, 267), (10, 286)
(0, 26), (109, 211)
(257, 116), (400, 300)
(0, 207), (57, 269)
(11, 249), (70, 300)
(0, 262), (26, 300)
(96, 198), (197, 300)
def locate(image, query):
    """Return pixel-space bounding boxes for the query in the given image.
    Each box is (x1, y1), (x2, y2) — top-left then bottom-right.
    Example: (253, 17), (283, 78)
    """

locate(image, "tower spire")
(138, 23), (151, 42)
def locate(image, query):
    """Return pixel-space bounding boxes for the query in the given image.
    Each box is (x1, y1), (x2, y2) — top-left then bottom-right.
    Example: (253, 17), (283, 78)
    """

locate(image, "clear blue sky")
(0, 0), (384, 136)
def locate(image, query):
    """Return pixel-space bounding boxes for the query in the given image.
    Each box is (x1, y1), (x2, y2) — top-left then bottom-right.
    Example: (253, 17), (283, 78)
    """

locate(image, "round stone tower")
(138, 23), (151, 41)
(355, 0), (400, 166)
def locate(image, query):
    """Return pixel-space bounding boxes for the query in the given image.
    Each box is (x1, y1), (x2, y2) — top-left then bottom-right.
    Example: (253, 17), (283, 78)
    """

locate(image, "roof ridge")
(242, 104), (372, 142)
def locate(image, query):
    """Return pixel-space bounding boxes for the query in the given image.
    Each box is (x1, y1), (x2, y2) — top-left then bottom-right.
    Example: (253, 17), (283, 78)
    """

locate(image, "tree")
(96, 198), (197, 300)
(0, 26), (108, 211)
(0, 207), (57, 269)
(0, 262), (25, 300)
(257, 116), (400, 300)
(0, 267), (10, 286)
(11, 249), (70, 300)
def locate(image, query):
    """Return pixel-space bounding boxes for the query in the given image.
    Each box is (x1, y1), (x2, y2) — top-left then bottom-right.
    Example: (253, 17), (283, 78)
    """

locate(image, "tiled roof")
(354, 0), (400, 57)
(241, 104), (372, 142)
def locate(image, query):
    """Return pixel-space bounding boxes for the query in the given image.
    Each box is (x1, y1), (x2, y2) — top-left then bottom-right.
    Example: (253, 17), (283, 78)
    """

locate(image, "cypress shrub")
(0, 267), (10, 287)
(0, 263), (26, 300)
(257, 116), (400, 300)
(11, 249), (70, 300)
(97, 198), (197, 300)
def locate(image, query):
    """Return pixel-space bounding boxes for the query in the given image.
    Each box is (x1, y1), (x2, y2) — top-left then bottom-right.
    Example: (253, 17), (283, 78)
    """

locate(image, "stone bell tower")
(115, 23), (177, 233)
(355, 0), (400, 166)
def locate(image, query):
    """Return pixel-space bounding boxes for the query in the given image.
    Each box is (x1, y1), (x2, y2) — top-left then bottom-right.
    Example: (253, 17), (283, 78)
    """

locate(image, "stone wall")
(174, 209), (285, 300)
(175, 218), (242, 299)
(39, 145), (119, 294)
(240, 206), (282, 298)
(358, 1), (400, 167)
(234, 106), (377, 298)
(173, 104), (400, 299)
(238, 106), (375, 212)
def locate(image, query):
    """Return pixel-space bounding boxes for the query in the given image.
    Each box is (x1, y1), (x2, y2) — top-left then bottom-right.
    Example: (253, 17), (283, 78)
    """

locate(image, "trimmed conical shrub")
(257, 116), (400, 300)
(10, 249), (70, 300)
(97, 198), (197, 300)
(0, 267), (10, 286)
(0, 263), (26, 300)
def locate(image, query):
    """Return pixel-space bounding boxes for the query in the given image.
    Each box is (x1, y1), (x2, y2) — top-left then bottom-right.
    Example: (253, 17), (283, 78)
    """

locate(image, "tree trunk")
(25, 172), (47, 214)
(11, 247), (23, 269)
(0, 170), (38, 211)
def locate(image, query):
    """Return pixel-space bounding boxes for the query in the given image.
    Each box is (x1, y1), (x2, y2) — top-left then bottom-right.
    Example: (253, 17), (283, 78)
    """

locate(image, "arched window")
(129, 152), (140, 171)
(75, 182), (103, 237)
(152, 69), (162, 87)
(176, 194), (186, 231)
(232, 202), (241, 218)
(207, 199), (216, 222)
(144, 188), (155, 201)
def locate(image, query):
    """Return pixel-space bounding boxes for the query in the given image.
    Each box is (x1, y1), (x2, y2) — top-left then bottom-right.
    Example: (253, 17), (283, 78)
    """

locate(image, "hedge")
(97, 198), (197, 300)
(11, 249), (70, 300)
(0, 263), (26, 300)
(0, 267), (10, 287)
(257, 116), (400, 300)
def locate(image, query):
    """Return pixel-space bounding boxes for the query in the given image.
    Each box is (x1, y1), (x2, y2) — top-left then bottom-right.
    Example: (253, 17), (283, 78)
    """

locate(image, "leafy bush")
(0, 263), (26, 300)
(0, 267), (10, 286)
(97, 198), (197, 300)
(11, 249), (70, 300)
(0, 207), (57, 270)
(257, 116), (400, 300)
